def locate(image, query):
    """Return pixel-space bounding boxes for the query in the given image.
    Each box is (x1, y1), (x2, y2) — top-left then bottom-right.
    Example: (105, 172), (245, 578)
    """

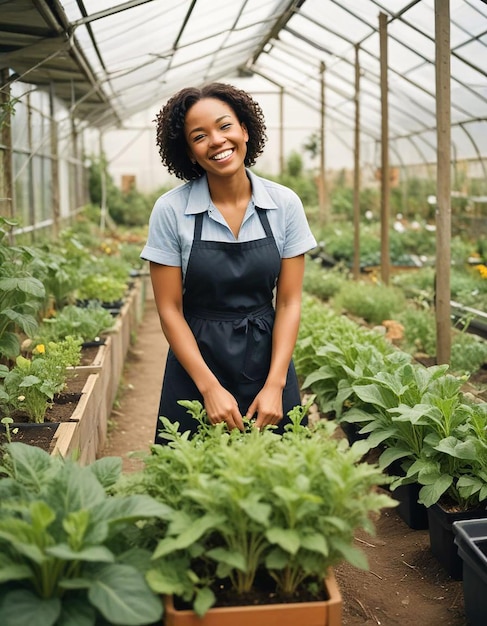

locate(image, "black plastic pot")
(453, 519), (487, 625)
(387, 460), (429, 530)
(427, 502), (487, 580)
(393, 481), (429, 530)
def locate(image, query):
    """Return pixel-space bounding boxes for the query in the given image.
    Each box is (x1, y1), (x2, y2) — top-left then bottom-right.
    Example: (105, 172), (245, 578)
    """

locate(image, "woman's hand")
(246, 383), (284, 429)
(203, 383), (245, 431)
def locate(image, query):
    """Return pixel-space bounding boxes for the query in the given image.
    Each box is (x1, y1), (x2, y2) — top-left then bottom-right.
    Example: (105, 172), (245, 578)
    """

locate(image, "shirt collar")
(185, 169), (278, 215)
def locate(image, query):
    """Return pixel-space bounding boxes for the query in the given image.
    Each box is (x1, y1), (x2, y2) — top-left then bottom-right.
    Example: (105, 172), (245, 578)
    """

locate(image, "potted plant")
(0, 440), (169, 626)
(119, 401), (396, 624)
(341, 360), (487, 577)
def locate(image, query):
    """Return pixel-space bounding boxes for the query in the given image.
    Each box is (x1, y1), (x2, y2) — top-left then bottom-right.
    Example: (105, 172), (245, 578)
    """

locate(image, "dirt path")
(101, 294), (167, 472)
(100, 294), (467, 625)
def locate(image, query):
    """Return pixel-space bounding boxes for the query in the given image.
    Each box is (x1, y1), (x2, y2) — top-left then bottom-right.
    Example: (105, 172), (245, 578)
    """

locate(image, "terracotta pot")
(163, 570), (342, 626)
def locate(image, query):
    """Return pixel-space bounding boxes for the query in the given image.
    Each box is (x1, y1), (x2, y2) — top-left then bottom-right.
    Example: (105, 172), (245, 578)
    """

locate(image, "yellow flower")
(34, 344), (45, 354)
(476, 264), (487, 279)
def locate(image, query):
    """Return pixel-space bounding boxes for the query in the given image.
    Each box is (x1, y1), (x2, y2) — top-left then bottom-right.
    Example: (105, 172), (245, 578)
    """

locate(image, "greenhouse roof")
(1, 0), (487, 160)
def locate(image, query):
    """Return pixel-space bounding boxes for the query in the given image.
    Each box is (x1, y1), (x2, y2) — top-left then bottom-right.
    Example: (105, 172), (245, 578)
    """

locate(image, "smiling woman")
(140, 82), (317, 443)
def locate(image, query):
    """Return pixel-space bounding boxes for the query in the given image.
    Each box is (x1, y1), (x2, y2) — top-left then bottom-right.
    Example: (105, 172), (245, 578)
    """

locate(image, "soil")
(0, 370), (91, 451)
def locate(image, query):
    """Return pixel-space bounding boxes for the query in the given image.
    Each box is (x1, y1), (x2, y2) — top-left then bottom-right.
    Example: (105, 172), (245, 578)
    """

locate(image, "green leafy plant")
(0, 337), (82, 423)
(0, 218), (45, 361)
(303, 258), (348, 301)
(295, 295), (401, 417)
(121, 400), (395, 617)
(34, 304), (115, 345)
(332, 280), (407, 326)
(0, 441), (168, 626)
(77, 275), (128, 305)
(341, 360), (487, 510)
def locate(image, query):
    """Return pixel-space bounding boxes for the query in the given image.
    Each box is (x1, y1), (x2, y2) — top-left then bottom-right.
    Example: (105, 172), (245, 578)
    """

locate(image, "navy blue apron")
(156, 206), (302, 441)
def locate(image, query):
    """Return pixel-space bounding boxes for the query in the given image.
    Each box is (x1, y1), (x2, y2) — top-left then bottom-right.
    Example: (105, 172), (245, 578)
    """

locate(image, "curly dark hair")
(155, 83), (267, 181)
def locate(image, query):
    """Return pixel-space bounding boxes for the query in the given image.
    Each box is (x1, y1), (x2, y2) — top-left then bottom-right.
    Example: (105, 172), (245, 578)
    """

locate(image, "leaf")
(88, 563), (163, 625)
(46, 544), (115, 563)
(434, 437), (477, 460)
(238, 497), (271, 525)
(418, 475), (453, 507)
(300, 532), (329, 556)
(265, 547), (288, 569)
(193, 587), (216, 617)
(0, 555), (32, 583)
(352, 384), (395, 409)
(88, 456), (123, 488)
(93, 494), (171, 526)
(1, 310), (39, 337)
(56, 599), (96, 626)
(266, 528), (301, 555)
(0, 589), (61, 626)
(206, 547), (246, 571)
(378, 446), (413, 471)
(153, 513), (225, 558)
(0, 276), (45, 298)
(0, 332), (20, 359)
(334, 540), (369, 570)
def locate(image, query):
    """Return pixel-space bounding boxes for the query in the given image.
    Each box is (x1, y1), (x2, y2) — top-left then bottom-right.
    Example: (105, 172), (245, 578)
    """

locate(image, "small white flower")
(18, 395), (25, 401)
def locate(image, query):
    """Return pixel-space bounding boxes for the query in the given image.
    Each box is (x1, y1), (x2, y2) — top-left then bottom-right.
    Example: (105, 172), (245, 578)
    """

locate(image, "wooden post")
(279, 86), (284, 175)
(0, 69), (14, 240)
(353, 44), (361, 281)
(318, 61), (328, 226)
(99, 130), (107, 232)
(379, 12), (390, 285)
(435, 0), (452, 365)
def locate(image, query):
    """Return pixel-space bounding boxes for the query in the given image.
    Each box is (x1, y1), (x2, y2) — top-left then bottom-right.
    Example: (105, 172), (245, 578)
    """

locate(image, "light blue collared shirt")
(140, 169), (317, 281)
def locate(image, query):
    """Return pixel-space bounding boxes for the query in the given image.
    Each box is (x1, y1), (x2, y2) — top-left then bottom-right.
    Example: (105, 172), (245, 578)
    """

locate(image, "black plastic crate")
(453, 519), (487, 625)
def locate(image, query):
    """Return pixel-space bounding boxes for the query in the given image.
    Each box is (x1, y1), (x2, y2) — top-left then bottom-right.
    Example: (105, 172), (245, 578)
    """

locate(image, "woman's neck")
(206, 168), (251, 207)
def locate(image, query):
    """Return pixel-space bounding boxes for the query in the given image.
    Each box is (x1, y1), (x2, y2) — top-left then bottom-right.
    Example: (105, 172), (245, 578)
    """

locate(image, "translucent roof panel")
(1, 0), (486, 166)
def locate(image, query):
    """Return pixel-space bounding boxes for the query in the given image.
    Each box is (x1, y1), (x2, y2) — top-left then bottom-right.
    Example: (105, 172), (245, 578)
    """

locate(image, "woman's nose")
(209, 131), (226, 146)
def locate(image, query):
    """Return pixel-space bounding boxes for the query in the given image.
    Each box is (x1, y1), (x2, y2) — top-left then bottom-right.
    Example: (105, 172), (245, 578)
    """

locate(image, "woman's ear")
(241, 123), (249, 142)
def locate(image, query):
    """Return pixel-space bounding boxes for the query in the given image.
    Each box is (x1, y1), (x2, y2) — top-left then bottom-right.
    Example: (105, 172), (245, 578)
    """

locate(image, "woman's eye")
(193, 134), (205, 142)
(221, 123), (232, 130)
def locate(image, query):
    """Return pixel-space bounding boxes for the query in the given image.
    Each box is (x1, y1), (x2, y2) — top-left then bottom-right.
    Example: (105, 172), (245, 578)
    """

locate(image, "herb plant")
(122, 401), (395, 617)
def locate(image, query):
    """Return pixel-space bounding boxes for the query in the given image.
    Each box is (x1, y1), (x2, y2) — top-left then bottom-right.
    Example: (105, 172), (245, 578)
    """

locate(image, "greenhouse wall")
(1, 79), (90, 240)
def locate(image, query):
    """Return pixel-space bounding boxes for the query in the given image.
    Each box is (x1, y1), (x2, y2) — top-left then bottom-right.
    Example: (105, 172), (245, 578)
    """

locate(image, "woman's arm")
(247, 254), (305, 428)
(150, 262), (244, 430)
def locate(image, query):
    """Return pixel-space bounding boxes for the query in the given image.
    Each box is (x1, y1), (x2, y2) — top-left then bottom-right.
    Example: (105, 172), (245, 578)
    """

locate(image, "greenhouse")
(1, 1), (487, 625)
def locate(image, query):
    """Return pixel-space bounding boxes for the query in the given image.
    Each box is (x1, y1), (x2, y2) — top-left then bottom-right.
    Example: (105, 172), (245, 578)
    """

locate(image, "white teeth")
(212, 149), (233, 160)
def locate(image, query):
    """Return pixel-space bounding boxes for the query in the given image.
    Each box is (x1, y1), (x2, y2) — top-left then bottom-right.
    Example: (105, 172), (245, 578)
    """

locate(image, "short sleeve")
(140, 196), (182, 266)
(281, 188), (317, 258)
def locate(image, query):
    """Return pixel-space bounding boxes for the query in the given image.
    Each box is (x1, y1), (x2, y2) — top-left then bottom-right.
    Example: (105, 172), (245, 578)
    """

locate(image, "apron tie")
(233, 314), (273, 380)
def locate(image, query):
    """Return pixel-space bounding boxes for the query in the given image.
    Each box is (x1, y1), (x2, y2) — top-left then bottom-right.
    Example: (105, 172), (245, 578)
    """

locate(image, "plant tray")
(163, 570), (342, 626)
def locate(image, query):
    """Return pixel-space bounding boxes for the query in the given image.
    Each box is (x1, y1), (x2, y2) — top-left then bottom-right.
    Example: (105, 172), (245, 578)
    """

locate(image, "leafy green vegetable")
(0, 442), (169, 625)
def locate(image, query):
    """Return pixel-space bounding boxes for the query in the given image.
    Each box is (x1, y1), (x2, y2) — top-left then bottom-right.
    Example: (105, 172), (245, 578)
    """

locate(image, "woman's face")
(184, 98), (249, 179)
